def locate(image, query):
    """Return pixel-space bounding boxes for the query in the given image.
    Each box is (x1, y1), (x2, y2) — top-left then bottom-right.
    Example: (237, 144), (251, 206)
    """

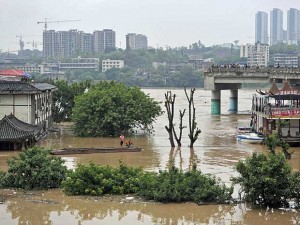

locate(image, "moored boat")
(51, 146), (143, 155)
(236, 132), (264, 144)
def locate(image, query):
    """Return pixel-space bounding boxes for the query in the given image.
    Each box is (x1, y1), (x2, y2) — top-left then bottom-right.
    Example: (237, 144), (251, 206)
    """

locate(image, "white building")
(59, 58), (100, 71)
(0, 80), (57, 129)
(273, 54), (299, 67)
(102, 59), (124, 72)
(240, 43), (269, 67)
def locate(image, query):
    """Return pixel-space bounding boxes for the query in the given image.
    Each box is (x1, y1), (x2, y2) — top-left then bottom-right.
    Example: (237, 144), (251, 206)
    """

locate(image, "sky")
(0, 0), (299, 52)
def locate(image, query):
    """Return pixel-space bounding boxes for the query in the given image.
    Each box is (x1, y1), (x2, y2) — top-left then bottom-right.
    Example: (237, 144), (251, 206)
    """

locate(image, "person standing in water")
(119, 134), (125, 147)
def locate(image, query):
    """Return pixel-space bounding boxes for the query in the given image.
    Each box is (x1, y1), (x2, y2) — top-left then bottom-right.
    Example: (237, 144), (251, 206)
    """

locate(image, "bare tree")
(172, 109), (186, 147)
(184, 87), (201, 148)
(164, 91), (176, 148)
(165, 91), (186, 147)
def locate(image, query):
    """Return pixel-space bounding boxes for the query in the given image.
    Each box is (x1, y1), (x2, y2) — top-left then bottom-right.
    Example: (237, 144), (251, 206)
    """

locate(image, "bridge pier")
(211, 90), (221, 115)
(228, 89), (238, 113)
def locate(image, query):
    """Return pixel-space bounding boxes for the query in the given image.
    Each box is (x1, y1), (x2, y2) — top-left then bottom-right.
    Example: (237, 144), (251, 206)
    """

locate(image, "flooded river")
(0, 88), (299, 224)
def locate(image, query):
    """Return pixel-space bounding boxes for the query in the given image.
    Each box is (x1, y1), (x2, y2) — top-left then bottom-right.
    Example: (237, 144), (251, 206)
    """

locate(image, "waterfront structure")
(252, 80), (300, 144)
(270, 8), (283, 45)
(204, 66), (300, 115)
(0, 114), (44, 150)
(126, 33), (148, 50)
(273, 54), (299, 67)
(255, 11), (269, 44)
(102, 59), (124, 72)
(240, 43), (269, 67)
(287, 8), (300, 44)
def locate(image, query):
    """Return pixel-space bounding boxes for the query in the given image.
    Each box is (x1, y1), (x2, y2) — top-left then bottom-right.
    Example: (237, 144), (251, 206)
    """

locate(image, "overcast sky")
(0, 0), (299, 52)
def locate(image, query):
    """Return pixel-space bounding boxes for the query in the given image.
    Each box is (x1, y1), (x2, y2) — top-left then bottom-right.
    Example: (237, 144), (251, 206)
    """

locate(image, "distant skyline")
(0, 0), (299, 52)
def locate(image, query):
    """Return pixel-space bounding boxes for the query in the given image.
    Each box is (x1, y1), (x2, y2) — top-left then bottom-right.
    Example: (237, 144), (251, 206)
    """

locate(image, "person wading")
(119, 134), (125, 147)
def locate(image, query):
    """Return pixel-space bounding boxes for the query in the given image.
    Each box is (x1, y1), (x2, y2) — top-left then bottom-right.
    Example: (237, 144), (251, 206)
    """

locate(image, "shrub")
(138, 165), (233, 204)
(2, 147), (67, 190)
(61, 162), (143, 196)
(234, 152), (292, 208)
(61, 162), (233, 204)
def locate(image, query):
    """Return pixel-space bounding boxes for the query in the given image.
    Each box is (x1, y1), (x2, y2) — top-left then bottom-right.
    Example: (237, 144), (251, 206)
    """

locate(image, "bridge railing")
(205, 66), (300, 74)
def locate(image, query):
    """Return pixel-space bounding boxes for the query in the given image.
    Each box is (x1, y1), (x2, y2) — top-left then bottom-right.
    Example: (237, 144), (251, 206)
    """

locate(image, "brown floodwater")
(0, 88), (299, 225)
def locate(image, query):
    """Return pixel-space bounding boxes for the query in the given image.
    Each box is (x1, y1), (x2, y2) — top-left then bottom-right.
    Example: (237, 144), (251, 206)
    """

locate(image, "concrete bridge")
(204, 66), (300, 115)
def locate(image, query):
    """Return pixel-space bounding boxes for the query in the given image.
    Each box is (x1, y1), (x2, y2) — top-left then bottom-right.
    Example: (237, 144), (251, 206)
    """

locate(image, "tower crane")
(26, 40), (43, 50)
(16, 34), (40, 51)
(37, 18), (81, 30)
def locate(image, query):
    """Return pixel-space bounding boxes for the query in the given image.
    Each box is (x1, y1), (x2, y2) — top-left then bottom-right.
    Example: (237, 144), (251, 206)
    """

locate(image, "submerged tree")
(72, 81), (162, 136)
(164, 91), (176, 147)
(184, 87), (201, 148)
(164, 91), (186, 147)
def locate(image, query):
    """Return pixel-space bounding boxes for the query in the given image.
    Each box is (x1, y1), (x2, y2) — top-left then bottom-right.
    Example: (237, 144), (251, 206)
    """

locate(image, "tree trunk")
(184, 87), (201, 148)
(164, 91), (175, 147)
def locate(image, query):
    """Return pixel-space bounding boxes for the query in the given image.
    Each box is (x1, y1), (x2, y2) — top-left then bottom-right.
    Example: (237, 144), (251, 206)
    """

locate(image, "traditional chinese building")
(0, 70), (57, 150)
(252, 80), (300, 144)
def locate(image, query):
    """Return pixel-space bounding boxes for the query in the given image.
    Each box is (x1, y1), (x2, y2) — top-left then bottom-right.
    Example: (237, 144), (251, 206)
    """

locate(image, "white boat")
(236, 132), (264, 144)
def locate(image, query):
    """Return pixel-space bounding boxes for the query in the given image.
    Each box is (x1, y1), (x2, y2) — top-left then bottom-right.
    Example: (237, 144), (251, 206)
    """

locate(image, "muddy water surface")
(0, 88), (299, 225)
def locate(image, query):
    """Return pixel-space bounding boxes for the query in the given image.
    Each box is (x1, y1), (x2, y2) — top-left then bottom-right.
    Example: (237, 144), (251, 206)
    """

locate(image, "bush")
(234, 152), (293, 208)
(2, 147), (67, 190)
(61, 162), (143, 196)
(62, 162), (233, 204)
(138, 165), (233, 204)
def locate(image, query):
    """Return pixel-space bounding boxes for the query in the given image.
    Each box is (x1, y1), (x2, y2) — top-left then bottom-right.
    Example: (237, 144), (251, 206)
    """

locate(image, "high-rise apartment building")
(287, 8), (300, 44)
(255, 11), (269, 44)
(240, 43), (269, 67)
(92, 29), (116, 53)
(43, 29), (115, 59)
(270, 8), (283, 45)
(126, 33), (148, 50)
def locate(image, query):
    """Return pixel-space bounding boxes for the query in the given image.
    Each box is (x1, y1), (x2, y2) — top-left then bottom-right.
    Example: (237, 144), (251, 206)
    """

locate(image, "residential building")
(93, 29), (116, 53)
(270, 8), (283, 45)
(287, 8), (300, 44)
(126, 33), (148, 50)
(240, 43), (269, 67)
(273, 53), (299, 67)
(43, 29), (114, 59)
(102, 59), (124, 72)
(255, 11), (269, 44)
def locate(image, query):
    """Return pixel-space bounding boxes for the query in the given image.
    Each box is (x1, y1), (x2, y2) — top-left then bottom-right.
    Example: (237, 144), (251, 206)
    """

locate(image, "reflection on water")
(0, 88), (300, 225)
(0, 189), (299, 225)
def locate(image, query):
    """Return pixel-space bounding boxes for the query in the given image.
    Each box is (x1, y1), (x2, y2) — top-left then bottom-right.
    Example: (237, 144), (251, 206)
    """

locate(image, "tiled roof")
(0, 114), (43, 141)
(0, 81), (56, 94)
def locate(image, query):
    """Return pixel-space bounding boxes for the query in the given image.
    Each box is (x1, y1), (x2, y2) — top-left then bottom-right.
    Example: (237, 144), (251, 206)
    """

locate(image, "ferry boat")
(251, 80), (300, 145)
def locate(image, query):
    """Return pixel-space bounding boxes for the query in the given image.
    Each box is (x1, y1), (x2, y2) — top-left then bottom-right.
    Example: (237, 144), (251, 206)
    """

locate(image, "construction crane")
(26, 40), (43, 50)
(16, 34), (40, 51)
(37, 18), (81, 30)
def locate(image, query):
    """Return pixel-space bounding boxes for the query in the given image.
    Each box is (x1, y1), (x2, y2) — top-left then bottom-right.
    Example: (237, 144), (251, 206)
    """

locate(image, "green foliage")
(138, 165), (232, 204)
(61, 162), (143, 196)
(72, 81), (162, 136)
(0, 170), (5, 188)
(234, 152), (293, 208)
(61, 162), (233, 204)
(291, 172), (300, 208)
(2, 147), (67, 190)
(46, 79), (92, 123)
